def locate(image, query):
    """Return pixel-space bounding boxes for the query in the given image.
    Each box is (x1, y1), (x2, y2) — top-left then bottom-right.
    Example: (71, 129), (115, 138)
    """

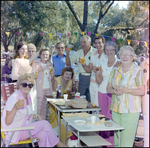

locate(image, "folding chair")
(1, 124), (39, 147)
(1, 82), (18, 102)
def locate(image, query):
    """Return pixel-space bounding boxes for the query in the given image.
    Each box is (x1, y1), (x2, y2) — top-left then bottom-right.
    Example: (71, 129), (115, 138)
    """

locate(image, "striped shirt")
(108, 63), (145, 113)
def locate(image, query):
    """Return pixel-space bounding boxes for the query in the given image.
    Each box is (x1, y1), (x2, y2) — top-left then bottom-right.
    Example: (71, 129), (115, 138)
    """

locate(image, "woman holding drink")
(107, 45), (145, 147)
(32, 48), (55, 120)
(1, 73), (68, 147)
(94, 41), (120, 146)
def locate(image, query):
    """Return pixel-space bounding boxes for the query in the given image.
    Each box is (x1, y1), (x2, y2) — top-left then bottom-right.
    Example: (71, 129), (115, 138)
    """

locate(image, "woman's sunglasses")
(21, 83), (33, 88)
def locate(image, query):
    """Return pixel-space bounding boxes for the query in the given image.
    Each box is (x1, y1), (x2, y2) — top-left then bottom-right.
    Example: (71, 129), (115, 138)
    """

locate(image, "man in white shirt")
(80, 35), (107, 106)
(66, 35), (97, 102)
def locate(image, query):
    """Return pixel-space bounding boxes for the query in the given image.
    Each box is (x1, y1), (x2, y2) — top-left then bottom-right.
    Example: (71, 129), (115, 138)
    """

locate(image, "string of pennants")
(5, 31), (148, 47)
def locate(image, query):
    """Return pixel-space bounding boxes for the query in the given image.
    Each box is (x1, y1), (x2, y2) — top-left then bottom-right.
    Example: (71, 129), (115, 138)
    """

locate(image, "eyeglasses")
(120, 54), (133, 57)
(57, 47), (64, 50)
(21, 83), (33, 88)
(106, 49), (115, 52)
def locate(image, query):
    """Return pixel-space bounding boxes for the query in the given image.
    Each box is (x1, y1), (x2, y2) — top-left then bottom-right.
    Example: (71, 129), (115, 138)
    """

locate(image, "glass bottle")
(66, 88), (71, 99)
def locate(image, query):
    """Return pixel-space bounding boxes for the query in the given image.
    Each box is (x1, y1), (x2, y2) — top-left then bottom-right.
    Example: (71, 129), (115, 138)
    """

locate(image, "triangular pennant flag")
(81, 32), (85, 36)
(120, 39), (123, 43)
(111, 37), (115, 42)
(103, 36), (107, 40)
(66, 33), (70, 38)
(74, 32), (78, 37)
(95, 33), (99, 36)
(88, 32), (91, 37)
(48, 33), (52, 39)
(26, 33), (30, 37)
(144, 41), (147, 47)
(5, 32), (10, 37)
(136, 40), (140, 45)
(15, 32), (19, 36)
(57, 33), (62, 40)
(40, 33), (44, 36)
(127, 39), (131, 45)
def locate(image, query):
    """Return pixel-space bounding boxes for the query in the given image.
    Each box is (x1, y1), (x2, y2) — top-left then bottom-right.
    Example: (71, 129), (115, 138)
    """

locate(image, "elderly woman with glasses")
(1, 73), (68, 147)
(93, 41), (120, 146)
(106, 45), (145, 147)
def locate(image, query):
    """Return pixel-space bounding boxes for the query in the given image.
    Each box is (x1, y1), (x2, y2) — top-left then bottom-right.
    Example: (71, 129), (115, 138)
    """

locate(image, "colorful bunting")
(66, 33), (70, 38)
(5, 32), (10, 37)
(48, 33), (52, 39)
(22, 31), (147, 47)
(103, 36), (107, 40)
(40, 33), (44, 36)
(81, 32), (85, 36)
(57, 33), (62, 40)
(136, 40), (140, 45)
(15, 32), (19, 36)
(144, 41), (147, 47)
(127, 39), (131, 45)
(88, 32), (91, 37)
(120, 39), (123, 43)
(95, 34), (99, 36)
(74, 32), (78, 37)
(111, 37), (115, 42)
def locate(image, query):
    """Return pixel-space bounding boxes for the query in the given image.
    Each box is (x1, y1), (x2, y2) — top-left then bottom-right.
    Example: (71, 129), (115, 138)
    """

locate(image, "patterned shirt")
(108, 63), (145, 113)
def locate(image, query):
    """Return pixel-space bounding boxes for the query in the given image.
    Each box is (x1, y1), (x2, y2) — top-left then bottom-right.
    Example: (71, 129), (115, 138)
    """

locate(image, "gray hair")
(104, 41), (118, 54)
(118, 45), (135, 57)
(5, 57), (12, 65)
(27, 43), (36, 50)
(55, 42), (65, 48)
(80, 35), (91, 42)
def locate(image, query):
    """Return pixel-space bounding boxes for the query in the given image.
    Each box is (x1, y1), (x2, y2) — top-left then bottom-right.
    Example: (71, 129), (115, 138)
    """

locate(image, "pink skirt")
(19, 120), (59, 147)
(98, 91), (114, 147)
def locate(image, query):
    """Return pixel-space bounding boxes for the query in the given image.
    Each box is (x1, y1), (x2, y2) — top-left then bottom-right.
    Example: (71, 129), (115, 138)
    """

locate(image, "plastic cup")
(20, 100), (24, 107)
(49, 67), (53, 73)
(80, 58), (85, 64)
(52, 91), (57, 98)
(91, 116), (96, 124)
(64, 94), (68, 100)
(35, 71), (38, 78)
(68, 44), (73, 50)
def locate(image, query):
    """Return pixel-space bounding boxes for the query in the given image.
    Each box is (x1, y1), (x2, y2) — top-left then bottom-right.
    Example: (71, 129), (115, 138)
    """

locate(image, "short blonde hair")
(119, 45), (135, 57)
(28, 43), (36, 50)
(17, 73), (35, 89)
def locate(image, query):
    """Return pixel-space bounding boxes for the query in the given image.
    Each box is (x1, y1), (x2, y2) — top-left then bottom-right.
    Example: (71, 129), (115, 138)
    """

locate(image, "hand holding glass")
(80, 58), (85, 64)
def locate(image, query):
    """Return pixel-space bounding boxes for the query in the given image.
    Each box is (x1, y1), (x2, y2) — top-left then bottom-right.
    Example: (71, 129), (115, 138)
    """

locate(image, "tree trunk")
(35, 35), (43, 48)
(82, 1), (88, 32)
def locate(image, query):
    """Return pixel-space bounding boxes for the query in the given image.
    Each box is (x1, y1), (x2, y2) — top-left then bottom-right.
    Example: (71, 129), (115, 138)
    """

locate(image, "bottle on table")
(56, 88), (59, 98)
(66, 88), (71, 99)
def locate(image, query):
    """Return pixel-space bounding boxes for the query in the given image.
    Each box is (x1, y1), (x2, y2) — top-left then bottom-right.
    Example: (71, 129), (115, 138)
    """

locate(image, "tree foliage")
(1, 1), (149, 55)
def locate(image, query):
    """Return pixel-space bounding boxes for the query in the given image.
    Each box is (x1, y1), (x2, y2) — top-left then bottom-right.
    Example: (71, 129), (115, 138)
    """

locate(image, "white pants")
(29, 85), (37, 114)
(144, 94), (149, 147)
(89, 81), (99, 106)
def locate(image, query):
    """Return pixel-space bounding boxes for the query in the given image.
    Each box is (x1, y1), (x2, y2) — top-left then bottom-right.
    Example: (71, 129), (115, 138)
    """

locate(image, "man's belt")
(147, 91), (149, 95)
(80, 73), (91, 76)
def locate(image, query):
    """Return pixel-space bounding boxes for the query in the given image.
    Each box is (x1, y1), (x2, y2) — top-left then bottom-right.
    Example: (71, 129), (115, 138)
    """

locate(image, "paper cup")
(64, 94), (68, 100)
(91, 116), (96, 124)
